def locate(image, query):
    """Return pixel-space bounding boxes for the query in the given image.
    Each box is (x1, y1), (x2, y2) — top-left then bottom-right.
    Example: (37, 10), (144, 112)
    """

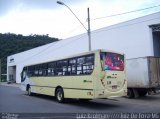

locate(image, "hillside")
(0, 33), (59, 79)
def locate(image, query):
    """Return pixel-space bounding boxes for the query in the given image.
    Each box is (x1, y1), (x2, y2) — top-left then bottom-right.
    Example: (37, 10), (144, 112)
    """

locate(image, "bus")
(21, 49), (127, 102)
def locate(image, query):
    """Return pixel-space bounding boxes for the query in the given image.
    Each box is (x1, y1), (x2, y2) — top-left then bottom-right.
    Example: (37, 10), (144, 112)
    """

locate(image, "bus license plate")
(112, 85), (117, 89)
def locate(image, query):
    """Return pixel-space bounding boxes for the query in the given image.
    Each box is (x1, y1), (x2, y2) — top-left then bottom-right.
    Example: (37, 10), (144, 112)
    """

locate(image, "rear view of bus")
(96, 51), (127, 98)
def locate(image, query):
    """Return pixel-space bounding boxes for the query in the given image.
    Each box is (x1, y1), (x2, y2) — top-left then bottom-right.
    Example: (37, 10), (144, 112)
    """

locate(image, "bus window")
(77, 57), (85, 75)
(86, 55), (94, 64)
(57, 60), (68, 76)
(21, 67), (27, 82)
(48, 62), (56, 76)
(77, 55), (94, 75)
(34, 65), (39, 76)
(38, 64), (43, 76)
(68, 59), (76, 75)
(100, 52), (124, 71)
(62, 60), (68, 76)
(42, 63), (48, 76)
(85, 55), (94, 74)
(28, 66), (34, 77)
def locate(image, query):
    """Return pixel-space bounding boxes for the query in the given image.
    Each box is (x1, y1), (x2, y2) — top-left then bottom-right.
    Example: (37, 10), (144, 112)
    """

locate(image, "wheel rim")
(28, 87), (31, 95)
(57, 91), (62, 101)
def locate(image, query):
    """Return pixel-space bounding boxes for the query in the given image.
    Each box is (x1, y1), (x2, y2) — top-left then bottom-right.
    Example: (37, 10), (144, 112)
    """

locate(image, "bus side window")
(56, 61), (63, 76)
(62, 60), (68, 76)
(28, 66), (34, 77)
(38, 64), (43, 76)
(77, 55), (94, 75)
(42, 63), (48, 76)
(34, 65), (39, 76)
(85, 55), (94, 74)
(77, 57), (85, 75)
(21, 67), (27, 82)
(68, 58), (76, 75)
(48, 62), (56, 76)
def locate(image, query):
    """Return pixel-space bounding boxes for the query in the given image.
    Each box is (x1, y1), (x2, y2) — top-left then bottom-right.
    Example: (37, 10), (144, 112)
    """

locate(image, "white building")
(7, 12), (160, 83)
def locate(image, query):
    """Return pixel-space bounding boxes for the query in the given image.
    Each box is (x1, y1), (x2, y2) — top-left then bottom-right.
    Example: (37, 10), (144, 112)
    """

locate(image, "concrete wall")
(7, 12), (160, 83)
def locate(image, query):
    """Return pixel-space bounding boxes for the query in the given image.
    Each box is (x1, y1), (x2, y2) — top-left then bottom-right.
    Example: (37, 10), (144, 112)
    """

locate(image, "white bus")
(21, 49), (127, 102)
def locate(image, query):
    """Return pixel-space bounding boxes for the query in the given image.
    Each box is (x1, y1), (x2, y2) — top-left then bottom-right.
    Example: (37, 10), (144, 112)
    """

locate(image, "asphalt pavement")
(0, 84), (160, 113)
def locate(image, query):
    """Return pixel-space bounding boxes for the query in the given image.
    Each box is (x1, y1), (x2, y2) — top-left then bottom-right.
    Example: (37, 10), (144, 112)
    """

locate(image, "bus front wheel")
(27, 86), (32, 96)
(56, 88), (65, 103)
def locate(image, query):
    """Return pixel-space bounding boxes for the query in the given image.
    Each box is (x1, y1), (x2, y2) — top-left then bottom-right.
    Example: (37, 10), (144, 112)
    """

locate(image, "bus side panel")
(31, 85), (55, 96)
(29, 76), (94, 98)
(64, 89), (94, 99)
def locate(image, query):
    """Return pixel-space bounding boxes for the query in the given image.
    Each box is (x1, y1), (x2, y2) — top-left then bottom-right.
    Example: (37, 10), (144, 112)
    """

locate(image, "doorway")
(151, 24), (160, 57)
(8, 66), (16, 83)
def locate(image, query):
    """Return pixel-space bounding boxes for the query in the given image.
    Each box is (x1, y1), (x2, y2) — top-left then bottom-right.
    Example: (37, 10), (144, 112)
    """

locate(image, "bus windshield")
(100, 52), (124, 71)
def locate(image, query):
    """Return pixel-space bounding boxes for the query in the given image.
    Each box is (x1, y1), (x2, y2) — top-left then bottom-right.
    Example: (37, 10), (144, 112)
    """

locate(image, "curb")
(0, 82), (20, 88)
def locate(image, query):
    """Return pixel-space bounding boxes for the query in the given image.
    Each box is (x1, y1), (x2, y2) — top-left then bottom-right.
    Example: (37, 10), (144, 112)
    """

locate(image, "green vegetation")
(0, 33), (59, 80)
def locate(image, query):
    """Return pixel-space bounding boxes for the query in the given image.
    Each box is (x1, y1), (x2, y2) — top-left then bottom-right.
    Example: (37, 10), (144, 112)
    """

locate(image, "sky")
(0, 0), (160, 39)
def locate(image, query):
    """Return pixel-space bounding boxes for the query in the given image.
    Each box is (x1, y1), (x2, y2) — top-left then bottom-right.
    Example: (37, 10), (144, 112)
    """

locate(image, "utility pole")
(57, 1), (92, 51)
(87, 8), (91, 51)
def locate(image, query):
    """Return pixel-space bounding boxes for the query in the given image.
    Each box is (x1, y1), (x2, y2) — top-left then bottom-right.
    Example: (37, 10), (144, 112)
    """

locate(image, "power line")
(64, 4), (160, 36)
(92, 4), (160, 20)
(65, 25), (83, 38)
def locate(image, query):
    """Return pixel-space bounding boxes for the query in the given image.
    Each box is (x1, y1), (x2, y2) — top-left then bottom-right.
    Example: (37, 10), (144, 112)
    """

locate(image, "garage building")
(7, 12), (160, 83)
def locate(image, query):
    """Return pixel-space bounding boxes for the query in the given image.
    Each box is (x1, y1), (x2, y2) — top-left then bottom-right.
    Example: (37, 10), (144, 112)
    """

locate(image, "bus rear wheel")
(56, 88), (65, 103)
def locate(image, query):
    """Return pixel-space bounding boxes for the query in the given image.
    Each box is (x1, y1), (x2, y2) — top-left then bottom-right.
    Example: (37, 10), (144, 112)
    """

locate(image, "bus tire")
(27, 85), (32, 96)
(127, 88), (134, 98)
(56, 88), (65, 103)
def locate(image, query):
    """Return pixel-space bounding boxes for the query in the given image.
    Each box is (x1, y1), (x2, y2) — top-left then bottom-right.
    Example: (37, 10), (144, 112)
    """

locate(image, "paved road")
(0, 85), (160, 114)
